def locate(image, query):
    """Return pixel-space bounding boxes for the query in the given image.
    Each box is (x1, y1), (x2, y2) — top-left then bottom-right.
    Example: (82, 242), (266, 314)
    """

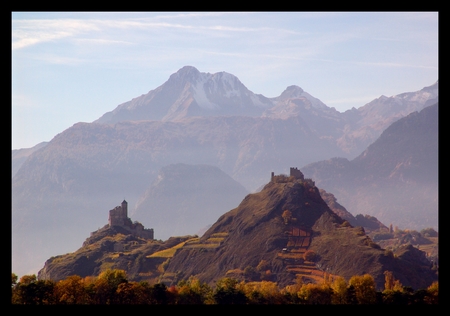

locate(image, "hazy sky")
(11, 12), (438, 150)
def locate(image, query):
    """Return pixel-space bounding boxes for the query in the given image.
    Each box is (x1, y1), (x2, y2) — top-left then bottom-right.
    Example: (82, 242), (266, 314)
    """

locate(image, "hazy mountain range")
(303, 103), (438, 231)
(12, 66), (438, 277)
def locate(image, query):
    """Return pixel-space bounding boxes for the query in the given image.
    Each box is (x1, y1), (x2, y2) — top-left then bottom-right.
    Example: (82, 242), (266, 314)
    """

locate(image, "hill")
(37, 224), (193, 283)
(163, 170), (437, 290)
(38, 169), (437, 290)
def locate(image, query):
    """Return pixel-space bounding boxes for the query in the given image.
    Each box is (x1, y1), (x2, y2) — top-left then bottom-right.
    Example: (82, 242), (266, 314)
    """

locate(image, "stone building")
(271, 167), (305, 183)
(108, 200), (154, 239)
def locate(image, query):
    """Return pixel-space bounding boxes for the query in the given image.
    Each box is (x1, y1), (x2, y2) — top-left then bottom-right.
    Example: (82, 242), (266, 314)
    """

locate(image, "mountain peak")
(278, 85), (305, 100)
(169, 65), (201, 82)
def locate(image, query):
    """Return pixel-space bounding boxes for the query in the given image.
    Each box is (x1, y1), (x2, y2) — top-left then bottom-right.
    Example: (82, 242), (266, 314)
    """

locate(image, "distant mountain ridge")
(12, 65), (437, 278)
(95, 66), (437, 158)
(302, 103), (438, 231)
(12, 141), (48, 178)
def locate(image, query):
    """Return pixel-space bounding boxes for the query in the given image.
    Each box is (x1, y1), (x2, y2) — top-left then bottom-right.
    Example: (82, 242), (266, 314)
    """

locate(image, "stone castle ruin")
(271, 167), (305, 183)
(108, 200), (154, 239)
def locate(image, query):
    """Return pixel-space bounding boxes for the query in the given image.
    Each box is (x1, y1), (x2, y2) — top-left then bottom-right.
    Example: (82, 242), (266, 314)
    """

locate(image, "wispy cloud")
(12, 18), (100, 49)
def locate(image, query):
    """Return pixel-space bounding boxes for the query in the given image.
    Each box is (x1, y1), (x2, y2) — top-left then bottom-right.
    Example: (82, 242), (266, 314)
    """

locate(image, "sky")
(11, 11), (438, 150)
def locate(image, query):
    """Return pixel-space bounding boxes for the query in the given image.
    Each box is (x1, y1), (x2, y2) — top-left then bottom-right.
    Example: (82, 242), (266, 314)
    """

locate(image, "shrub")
(303, 250), (317, 262)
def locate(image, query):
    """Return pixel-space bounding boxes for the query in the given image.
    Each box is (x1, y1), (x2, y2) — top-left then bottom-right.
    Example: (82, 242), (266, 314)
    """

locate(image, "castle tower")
(121, 200), (128, 218)
(290, 167), (304, 180)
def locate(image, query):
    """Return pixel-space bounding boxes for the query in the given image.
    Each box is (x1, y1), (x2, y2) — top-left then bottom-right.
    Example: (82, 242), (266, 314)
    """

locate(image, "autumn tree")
(282, 210), (292, 224)
(298, 283), (332, 305)
(348, 274), (377, 304)
(92, 269), (128, 304)
(54, 275), (89, 304)
(176, 276), (212, 304)
(115, 281), (151, 304)
(424, 281), (438, 304)
(213, 278), (247, 304)
(239, 281), (284, 304)
(149, 283), (174, 304)
(331, 276), (348, 304)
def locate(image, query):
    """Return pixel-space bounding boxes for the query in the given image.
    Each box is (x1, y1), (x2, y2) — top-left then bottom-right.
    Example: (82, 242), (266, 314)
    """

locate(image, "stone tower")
(108, 200), (129, 227)
(121, 200), (128, 217)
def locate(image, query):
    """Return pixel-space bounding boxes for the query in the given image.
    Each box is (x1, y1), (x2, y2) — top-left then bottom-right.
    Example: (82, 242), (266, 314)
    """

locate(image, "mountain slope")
(337, 81), (438, 156)
(132, 163), (249, 240)
(12, 141), (48, 178)
(302, 103), (438, 230)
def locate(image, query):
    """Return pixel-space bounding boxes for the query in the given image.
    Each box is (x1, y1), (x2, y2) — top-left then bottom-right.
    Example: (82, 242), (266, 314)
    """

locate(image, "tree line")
(11, 269), (438, 305)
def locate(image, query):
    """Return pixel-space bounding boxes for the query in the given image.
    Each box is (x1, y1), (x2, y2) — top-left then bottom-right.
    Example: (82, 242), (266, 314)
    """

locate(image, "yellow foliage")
(147, 240), (190, 258)
(348, 274), (377, 304)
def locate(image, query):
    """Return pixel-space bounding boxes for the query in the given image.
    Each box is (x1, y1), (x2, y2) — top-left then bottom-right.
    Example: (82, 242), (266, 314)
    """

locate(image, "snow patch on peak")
(191, 74), (219, 110)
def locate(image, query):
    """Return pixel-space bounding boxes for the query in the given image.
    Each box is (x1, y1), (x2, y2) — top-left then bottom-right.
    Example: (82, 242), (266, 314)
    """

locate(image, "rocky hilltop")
(163, 169), (436, 290)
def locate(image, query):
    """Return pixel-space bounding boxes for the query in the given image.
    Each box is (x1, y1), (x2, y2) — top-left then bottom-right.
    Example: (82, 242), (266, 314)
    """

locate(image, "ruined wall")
(290, 167), (304, 180)
(271, 167), (305, 183)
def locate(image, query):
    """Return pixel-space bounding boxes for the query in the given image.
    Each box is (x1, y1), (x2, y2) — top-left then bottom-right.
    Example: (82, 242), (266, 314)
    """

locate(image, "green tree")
(12, 273), (18, 288)
(12, 274), (55, 305)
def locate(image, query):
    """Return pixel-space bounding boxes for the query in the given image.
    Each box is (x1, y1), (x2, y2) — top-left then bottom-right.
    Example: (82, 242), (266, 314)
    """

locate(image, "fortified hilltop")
(108, 200), (154, 239)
